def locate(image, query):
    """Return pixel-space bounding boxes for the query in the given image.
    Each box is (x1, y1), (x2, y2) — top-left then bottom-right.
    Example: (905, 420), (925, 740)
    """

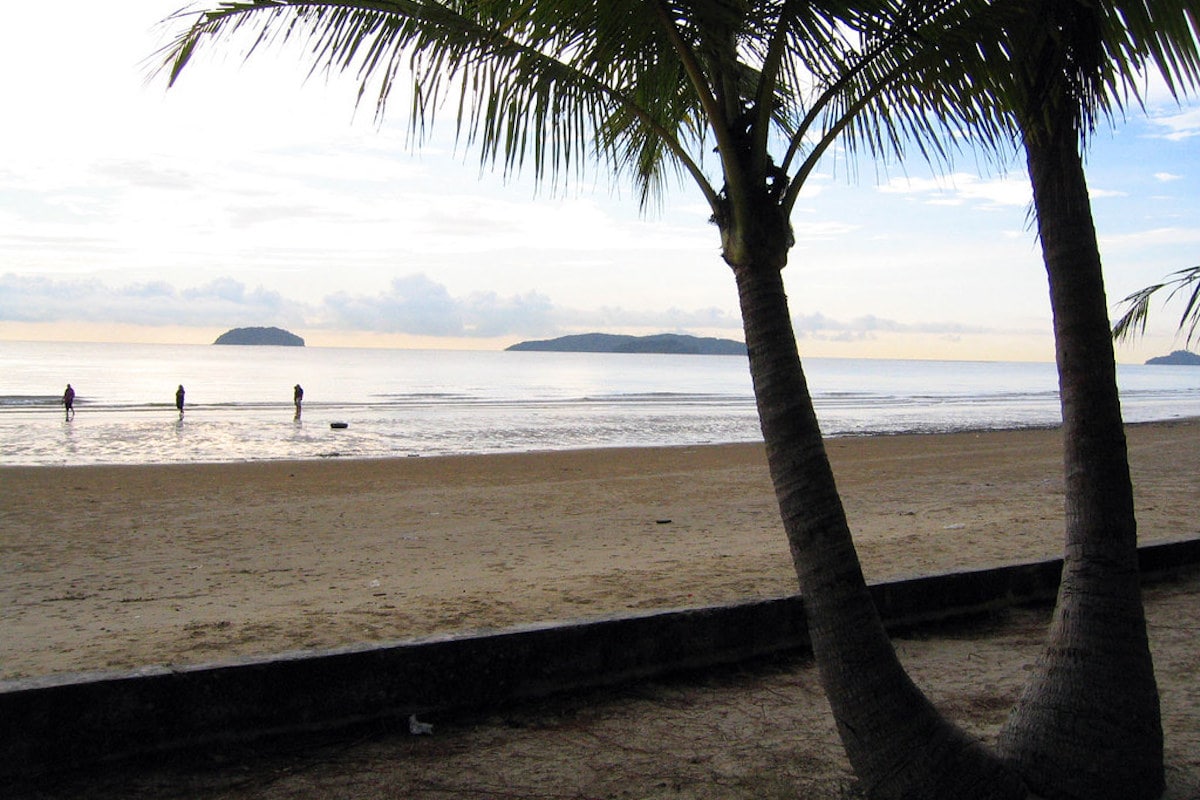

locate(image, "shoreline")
(1, 413), (1191, 471)
(3, 419), (1199, 682)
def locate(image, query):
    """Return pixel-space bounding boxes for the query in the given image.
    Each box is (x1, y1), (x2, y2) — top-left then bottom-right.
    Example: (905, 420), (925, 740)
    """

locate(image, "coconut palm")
(161, 4), (1029, 796)
(883, 0), (1199, 793)
(1113, 264), (1200, 346)
(912, 3), (1200, 796)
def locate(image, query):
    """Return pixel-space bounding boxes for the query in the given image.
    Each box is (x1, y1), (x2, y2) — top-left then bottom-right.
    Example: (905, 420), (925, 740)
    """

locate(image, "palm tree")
(160, 4), (1029, 797)
(880, 1), (1199, 794)
(915, 3), (1200, 796)
(1113, 264), (1200, 346)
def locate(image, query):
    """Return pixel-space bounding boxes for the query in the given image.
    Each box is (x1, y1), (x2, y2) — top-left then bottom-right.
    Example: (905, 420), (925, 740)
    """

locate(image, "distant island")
(506, 333), (747, 356)
(213, 327), (305, 347)
(1145, 350), (1200, 366)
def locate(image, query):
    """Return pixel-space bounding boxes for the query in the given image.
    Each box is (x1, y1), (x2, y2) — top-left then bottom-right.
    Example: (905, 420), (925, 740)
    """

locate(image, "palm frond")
(1112, 265), (1200, 344)
(157, 0), (723, 210)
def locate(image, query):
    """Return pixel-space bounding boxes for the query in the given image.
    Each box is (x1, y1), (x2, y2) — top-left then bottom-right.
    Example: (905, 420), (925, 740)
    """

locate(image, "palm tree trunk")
(996, 129), (1163, 800)
(731, 255), (1025, 800)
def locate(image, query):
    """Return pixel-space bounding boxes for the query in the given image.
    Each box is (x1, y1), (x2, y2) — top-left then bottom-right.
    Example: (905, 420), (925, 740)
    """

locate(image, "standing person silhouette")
(63, 384), (75, 421)
(293, 384), (304, 420)
(176, 385), (186, 418)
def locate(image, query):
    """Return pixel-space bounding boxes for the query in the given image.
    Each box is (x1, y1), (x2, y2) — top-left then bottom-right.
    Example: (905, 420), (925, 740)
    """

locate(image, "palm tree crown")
(161, 2), (985, 226)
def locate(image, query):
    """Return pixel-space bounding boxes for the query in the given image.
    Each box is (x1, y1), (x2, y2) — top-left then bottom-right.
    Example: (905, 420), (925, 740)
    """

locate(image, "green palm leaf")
(1113, 265), (1200, 345)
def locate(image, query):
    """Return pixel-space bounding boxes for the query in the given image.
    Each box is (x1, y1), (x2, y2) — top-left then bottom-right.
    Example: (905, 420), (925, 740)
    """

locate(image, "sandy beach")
(3, 419), (1200, 798)
(2, 420), (1199, 682)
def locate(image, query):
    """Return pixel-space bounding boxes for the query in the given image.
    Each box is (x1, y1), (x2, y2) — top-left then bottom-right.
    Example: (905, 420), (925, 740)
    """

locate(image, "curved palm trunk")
(731, 252), (1025, 800)
(996, 130), (1163, 800)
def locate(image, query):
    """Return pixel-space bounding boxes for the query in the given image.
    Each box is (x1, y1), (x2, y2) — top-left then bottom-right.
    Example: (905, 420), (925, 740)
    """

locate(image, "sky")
(1, 2), (1197, 363)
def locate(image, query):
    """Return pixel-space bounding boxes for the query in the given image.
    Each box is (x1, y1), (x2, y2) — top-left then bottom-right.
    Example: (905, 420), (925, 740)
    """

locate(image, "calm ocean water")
(2, 340), (1199, 466)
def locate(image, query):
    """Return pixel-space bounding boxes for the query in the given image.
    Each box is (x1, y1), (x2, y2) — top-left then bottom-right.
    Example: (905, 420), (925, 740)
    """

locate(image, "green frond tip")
(1112, 265), (1200, 345)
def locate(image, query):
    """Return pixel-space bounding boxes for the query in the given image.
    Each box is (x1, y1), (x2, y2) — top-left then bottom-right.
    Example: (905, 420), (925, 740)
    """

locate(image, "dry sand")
(3, 420), (1199, 798)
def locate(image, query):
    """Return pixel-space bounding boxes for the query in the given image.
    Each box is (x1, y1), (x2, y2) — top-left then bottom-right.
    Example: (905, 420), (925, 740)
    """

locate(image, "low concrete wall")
(3, 538), (1197, 779)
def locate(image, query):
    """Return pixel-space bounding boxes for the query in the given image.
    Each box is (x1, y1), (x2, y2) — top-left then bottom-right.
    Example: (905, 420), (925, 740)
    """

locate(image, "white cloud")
(0, 272), (738, 339)
(5, 270), (1010, 344)
(876, 173), (1030, 208)
(792, 311), (989, 338)
(0, 274), (301, 328)
(1100, 227), (1200, 249)
(1147, 107), (1200, 141)
(1154, 172), (1183, 183)
(793, 221), (862, 240)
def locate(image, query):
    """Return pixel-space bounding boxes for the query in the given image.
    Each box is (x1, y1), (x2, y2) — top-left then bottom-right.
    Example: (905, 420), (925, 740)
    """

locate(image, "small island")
(507, 332), (747, 356)
(1145, 350), (1200, 366)
(213, 327), (305, 347)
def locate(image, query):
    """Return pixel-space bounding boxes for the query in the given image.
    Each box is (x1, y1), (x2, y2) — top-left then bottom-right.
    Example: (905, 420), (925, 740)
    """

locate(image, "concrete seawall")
(3, 538), (1198, 779)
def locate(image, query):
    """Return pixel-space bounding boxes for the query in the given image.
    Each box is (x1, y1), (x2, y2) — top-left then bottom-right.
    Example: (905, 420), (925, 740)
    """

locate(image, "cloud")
(876, 173), (1031, 208)
(791, 311), (989, 341)
(460, 290), (557, 337)
(0, 270), (1019, 345)
(0, 274), (301, 327)
(1147, 107), (1200, 141)
(1099, 227), (1200, 248)
(321, 275), (562, 338)
(792, 220), (862, 239)
(0, 262), (1061, 358)
(320, 277), (746, 338)
(1154, 172), (1183, 183)
(0, 272), (734, 339)
(92, 159), (198, 192)
(322, 275), (464, 336)
(567, 305), (742, 332)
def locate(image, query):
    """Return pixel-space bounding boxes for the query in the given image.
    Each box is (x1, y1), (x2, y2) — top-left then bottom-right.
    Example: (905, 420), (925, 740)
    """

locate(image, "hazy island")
(1145, 350), (1200, 366)
(213, 327), (305, 347)
(507, 332), (747, 356)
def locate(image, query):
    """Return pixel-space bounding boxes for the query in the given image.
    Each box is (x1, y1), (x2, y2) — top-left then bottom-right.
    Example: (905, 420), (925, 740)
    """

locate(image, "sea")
(2, 340), (1199, 467)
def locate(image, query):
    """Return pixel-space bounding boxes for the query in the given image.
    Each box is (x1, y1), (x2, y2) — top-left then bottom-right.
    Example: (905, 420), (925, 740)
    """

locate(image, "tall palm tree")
(160, 4), (1028, 797)
(882, 1), (1199, 794)
(916, 3), (1200, 796)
